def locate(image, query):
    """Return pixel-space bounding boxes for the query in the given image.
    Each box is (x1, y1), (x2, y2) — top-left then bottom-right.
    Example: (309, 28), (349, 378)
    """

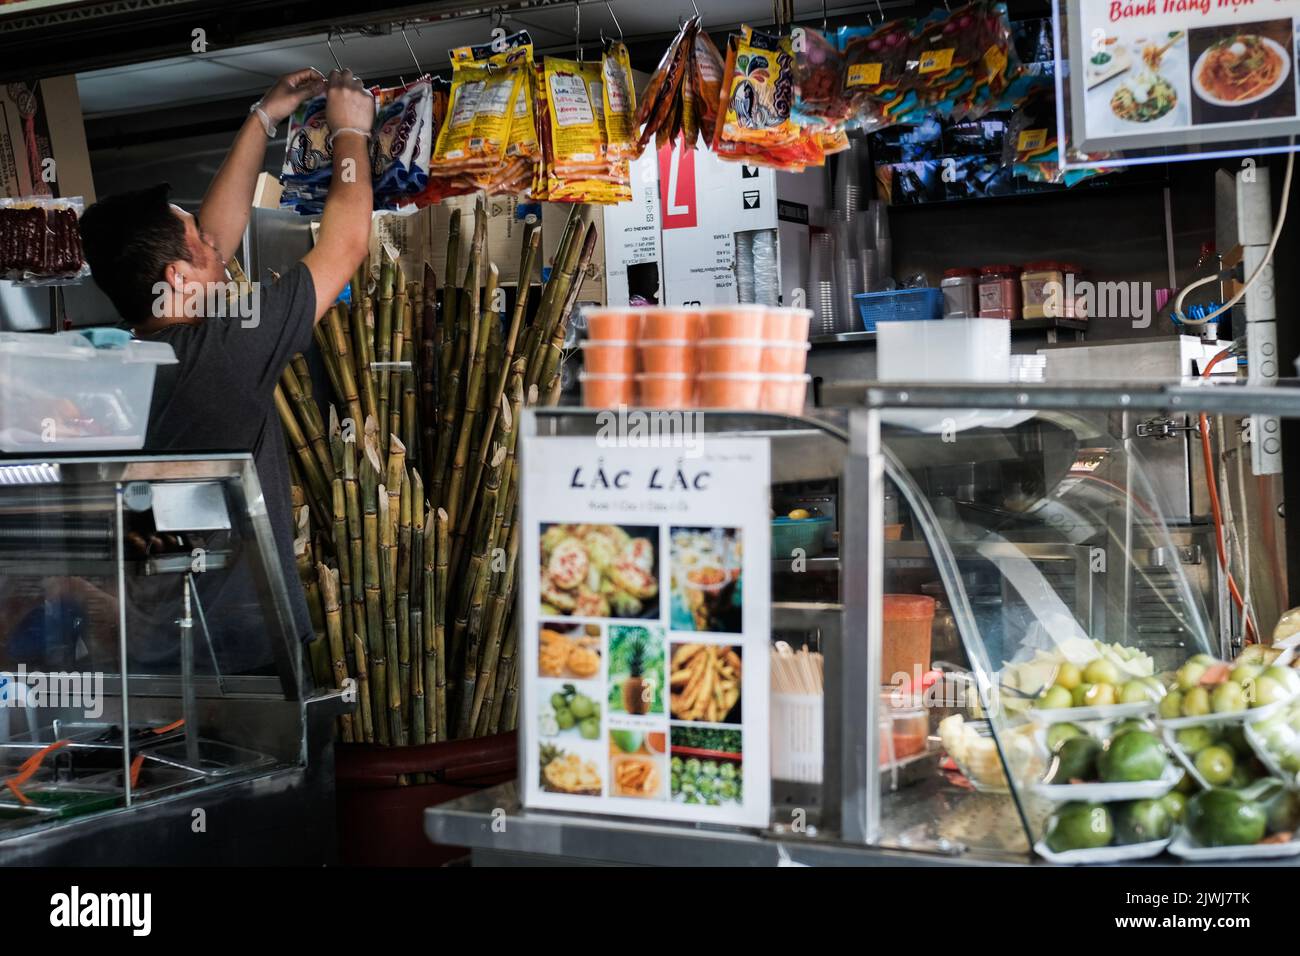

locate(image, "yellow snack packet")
(545, 57), (605, 173)
(601, 42), (638, 161)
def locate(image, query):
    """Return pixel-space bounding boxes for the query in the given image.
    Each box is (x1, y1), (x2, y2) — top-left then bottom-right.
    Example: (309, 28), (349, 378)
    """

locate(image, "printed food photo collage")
(1086, 13), (1300, 139)
(535, 524), (747, 808)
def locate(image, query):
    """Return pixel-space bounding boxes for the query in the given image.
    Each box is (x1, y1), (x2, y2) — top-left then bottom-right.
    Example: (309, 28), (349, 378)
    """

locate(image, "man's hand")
(259, 68), (327, 126)
(323, 69), (376, 135)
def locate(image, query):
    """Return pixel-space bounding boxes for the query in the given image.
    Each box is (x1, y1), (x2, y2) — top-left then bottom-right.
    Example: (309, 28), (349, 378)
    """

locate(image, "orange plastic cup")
(882, 594), (936, 687)
(636, 373), (693, 408)
(638, 339), (695, 374)
(760, 374), (810, 413)
(697, 338), (765, 374)
(580, 340), (636, 374)
(641, 308), (699, 341)
(702, 305), (766, 339)
(583, 308), (642, 341)
(762, 341), (811, 374)
(763, 308), (813, 340)
(580, 372), (634, 407)
(697, 372), (764, 409)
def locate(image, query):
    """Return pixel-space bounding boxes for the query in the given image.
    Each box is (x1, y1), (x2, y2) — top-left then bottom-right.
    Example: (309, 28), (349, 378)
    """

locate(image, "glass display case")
(0, 453), (334, 862)
(428, 382), (1300, 866)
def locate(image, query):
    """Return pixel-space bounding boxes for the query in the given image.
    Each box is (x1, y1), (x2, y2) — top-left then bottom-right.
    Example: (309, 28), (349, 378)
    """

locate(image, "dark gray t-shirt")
(138, 263), (317, 671)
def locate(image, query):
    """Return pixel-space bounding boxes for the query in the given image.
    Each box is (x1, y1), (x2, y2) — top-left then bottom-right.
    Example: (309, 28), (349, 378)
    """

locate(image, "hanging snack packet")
(713, 26), (799, 151)
(692, 27), (727, 141)
(533, 60), (552, 199)
(634, 16), (698, 154)
(602, 41), (638, 161)
(792, 26), (851, 127)
(968, 2), (1020, 117)
(839, 19), (915, 132)
(433, 60), (491, 171)
(544, 57), (605, 176)
(372, 78), (434, 207)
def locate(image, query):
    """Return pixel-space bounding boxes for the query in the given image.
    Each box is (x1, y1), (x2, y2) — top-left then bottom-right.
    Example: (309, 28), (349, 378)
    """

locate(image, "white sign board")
(519, 426), (771, 828)
(1067, 0), (1300, 156)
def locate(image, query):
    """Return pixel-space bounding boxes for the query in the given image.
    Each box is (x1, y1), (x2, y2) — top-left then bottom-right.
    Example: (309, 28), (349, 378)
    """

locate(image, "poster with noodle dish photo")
(519, 423), (770, 827)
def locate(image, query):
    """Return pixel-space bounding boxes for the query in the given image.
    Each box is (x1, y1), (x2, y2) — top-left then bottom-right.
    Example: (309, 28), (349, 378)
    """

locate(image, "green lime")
(1098, 731), (1169, 783)
(1048, 735), (1102, 784)
(1187, 788), (1267, 847)
(1159, 690), (1184, 719)
(1194, 744), (1234, 786)
(1181, 686), (1211, 717)
(1046, 723), (1085, 752)
(1038, 685), (1074, 710)
(1115, 798), (1173, 844)
(1160, 791), (1187, 823)
(1045, 802), (1114, 853)
(1175, 725), (1215, 755)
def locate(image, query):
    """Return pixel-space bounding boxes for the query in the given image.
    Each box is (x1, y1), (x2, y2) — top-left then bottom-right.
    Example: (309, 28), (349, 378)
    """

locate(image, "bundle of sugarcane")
(274, 197), (598, 749)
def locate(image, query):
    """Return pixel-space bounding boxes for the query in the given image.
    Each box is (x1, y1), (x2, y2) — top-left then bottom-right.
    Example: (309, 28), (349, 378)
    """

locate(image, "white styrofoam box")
(877, 317), (1011, 382)
(0, 331), (176, 452)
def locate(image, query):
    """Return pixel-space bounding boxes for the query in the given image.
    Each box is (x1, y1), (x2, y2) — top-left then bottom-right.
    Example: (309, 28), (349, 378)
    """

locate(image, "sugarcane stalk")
(360, 430), (389, 745)
(291, 352), (315, 403)
(446, 262), (499, 550)
(280, 365), (335, 488)
(295, 509), (331, 690)
(443, 208), (461, 349)
(410, 468), (426, 749)
(537, 223), (599, 396)
(422, 509), (438, 742)
(275, 385), (331, 526)
(327, 406), (345, 482)
(354, 299), (380, 431)
(421, 262), (441, 485)
(434, 507), (450, 739)
(331, 473), (354, 660)
(401, 312), (419, 466)
(376, 252), (397, 454)
(318, 563), (355, 743)
(378, 489), (404, 745)
(498, 622), (520, 734)
(468, 520), (518, 732)
(313, 324), (346, 411)
(453, 444), (505, 736)
(460, 359), (525, 550)
(488, 619), (516, 734)
(396, 467), (413, 739)
(325, 305), (366, 436)
(388, 286), (406, 448)
(341, 437), (372, 742)
(432, 290), (470, 505)
(522, 205), (586, 383)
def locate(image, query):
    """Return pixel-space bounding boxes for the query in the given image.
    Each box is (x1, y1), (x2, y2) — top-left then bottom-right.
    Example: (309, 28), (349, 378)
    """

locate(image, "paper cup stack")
(579, 305), (812, 412)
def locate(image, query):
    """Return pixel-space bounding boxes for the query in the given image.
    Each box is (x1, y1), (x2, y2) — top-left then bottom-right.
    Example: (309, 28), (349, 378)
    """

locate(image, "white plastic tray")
(1167, 829), (1300, 862)
(1034, 836), (1173, 865)
(1242, 721), (1300, 791)
(1158, 691), (1300, 731)
(1030, 763), (1181, 803)
(1027, 700), (1155, 726)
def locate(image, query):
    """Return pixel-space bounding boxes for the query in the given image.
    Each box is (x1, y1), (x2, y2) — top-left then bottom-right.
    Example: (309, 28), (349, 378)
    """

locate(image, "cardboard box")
(0, 75), (95, 202)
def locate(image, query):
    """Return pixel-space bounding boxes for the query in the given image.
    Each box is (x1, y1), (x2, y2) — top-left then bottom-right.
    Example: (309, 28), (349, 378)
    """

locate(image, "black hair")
(79, 183), (190, 327)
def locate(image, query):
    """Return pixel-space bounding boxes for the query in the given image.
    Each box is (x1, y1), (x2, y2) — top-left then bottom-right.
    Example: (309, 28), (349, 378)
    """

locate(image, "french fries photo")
(669, 643), (742, 723)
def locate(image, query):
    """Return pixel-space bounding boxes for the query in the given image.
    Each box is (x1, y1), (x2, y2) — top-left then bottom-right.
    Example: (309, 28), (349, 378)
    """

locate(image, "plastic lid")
(698, 338), (767, 347)
(770, 307), (814, 317)
(979, 264), (1020, 276)
(762, 373), (812, 382)
(942, 268), (979, 279)
(637, 339), (693, 347)
(882, 593), (937, 620)
(1022, 261), (1061, 272)
(581, 306), (647, 315)
(578, 339), (633, 348)
(634, 372), (691, 380)
(696, 372), (766, 381)
(578, 371), (634, 381)
(765, 341), (811, 351)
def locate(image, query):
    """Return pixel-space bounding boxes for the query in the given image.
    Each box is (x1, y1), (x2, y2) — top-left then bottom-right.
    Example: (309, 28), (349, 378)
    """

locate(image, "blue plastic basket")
(855, 288), (943, 332)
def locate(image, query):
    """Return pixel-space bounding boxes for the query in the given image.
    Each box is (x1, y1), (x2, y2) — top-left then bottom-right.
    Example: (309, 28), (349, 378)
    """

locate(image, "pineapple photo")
(608, 625), (665, 716)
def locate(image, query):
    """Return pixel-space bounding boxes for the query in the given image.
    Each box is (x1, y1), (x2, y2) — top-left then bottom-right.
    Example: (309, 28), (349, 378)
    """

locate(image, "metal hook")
(606, 1), (623, 43)
(401, 25), (423, 77)
(325, 30), (343, 72)
(574, 1), (582, 62)
(821, 0), (828, 31)
(875, 0), (885, 21)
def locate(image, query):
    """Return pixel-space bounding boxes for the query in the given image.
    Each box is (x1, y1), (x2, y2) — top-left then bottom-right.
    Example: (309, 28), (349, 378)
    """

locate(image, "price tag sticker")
(846, 62), (883, 86)
(1017, 128), (1048, 153)
(918, 48), (955, 74)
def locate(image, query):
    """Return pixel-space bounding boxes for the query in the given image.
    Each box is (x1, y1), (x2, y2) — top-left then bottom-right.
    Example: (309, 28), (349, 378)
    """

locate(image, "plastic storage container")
(635, 373), (693, 408)
(702, 305), (767, 339)
(583, 307), (642, 341)
(0, 330), (176, 453)
(697, 372), (763, 409)
(940, 268), (980, 319)
(762, 342), (811, 374)
(579, 372), (634, 407)
(697, 339), (765, 374)
(579, 340), (636, 374)
(855, 288), (943, 332)
(978, 264), (1021, 320)
(641, 308), (699, 340)
(881, 594), (936, 687)
(637, 340), (695, 374)
(770, 514), (831, 558)
(1020, 261), (1065, 320)
(760, 374), (810, 413)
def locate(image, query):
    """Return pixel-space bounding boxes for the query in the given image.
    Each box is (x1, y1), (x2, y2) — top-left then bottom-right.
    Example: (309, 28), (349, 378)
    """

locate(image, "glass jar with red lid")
(978, 264), (1021, 320)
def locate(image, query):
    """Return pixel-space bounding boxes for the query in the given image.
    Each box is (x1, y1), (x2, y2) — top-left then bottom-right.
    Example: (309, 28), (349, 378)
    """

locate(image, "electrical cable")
(1198, 347), (1257, 642)
(1175, 147), (1295, 326)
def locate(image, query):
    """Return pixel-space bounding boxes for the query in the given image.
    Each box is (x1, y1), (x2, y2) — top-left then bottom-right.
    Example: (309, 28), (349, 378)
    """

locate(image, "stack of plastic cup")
(809, 232), (838, 336)
(760, 306), (812, 413)
(580, 307), (641, 406)
(752, 229), (780, 307)
(735, 231), (756, 303)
